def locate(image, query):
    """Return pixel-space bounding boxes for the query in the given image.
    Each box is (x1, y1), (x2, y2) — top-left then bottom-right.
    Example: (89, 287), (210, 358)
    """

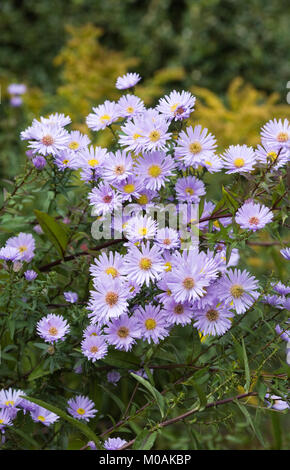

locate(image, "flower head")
(222, 145), (256, 174)
(30, 406), (59, 426)
(124, 242), (164, 286)
(175, 125), (217, 168)
(104, 437), (128, 450)
(135, 151), (175, 190)
(36, 314), (70, 343)
(235, 201), (273, 231)
(135, 303), (169, 344)
(193, 300), (233, 336)
(86, 100), (119, 131)
(6, 232), (35, 262)
(217, 269), (259, 314)
(88, 277), (129, 325)
(67, 395), (98, 422)
(104, 314), (141, 351)
(175, 176), (206, 203)
(157, 90), (196, 121)
(81, 335), (108, 362)
(116, 73), (141, 90)
(261, 118), (290, 151)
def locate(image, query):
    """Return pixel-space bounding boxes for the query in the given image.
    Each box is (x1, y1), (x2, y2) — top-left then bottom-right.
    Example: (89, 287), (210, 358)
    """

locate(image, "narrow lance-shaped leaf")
(34, 209), (69, 258)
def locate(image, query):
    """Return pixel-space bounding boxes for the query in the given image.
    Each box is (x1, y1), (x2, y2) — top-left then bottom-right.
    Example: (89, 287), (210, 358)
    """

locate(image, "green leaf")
(222, 185), (239, 213)
(235, 401), (265, 447)
(191, 380), (208, 410)
(130, 373), (166, 418)
(102, 350), (140, 368)
(99, 385), (125, 413)
(22, 395), (101, 448)
(34, 209), (69, 258)
(242, 339), (250, 393)
(133, 429), (157, 450)
(271, 412), (282, 450)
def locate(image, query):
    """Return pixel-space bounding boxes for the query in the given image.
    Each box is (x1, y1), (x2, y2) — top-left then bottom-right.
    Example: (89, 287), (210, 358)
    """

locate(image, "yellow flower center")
(164, 262), (172, 272)
(5, 400), (14, 406)
(105, 291), (119, 306)
(133, 133), (142, 140)
(189, 142), (202, 154)
(170, 103), (179, 112)
(137, 194), (149, 205)
(106, 267), (118, 278)
(117, 326), (129, 338)
(88, 159), (99, 167)
(37, 415), (46, 422)
(234, 158), (245, 168)
(267, 151), (278, 162)
(62, 159), (69, 165)
(185, 187), (194, 195)
(145, 318), (157, 330)
(123, 183), (135, 193)
(18, 245), (27, 252)
(204, 160), (212, 166)
(148, 165), (162, 177)
(42, 135), (54, 146)
(68, 141), (79, 150)
(77, 408), (85, 415)
(138, 227), (148, 236)
(0, 419), (3, 424)
(48, 327), (58, 336)
(183, 277), (195, 290)
(166, 288), (172, 296)
(90, 332), (98, 337)
(206, 309), (219, 322)
(100, 114), (111, 123)
(126, 106), (134, 114)
(277, 132), (288, 142)
(149, 130), (160, 142)
(213, 220), (220, 228)
(174, 304), (184, 315)
(230, 284), (244, 298)
(139, 257), (152, 270)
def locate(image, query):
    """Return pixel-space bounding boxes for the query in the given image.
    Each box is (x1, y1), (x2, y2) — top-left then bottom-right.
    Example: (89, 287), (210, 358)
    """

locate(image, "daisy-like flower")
(275, 323), (290, 342)
(157, 90), (196, 121)
(262, 295), (284, 309)
(124, 242), (164, 286)
(117, 94), (145, 118)
(0, 246), (21, 261)
(0, 408), (14, 432)
(53, 149), (79, 171)
(67, 395), (98, 422)
(107, 370), (121, 385)
(27, 122), (70, 156)
(64, 291), (78, 303)
(193, 300), (233, 336)
(135, 151), (175, 190)
(67, 130), (90, 152)
(235, 201), (273, 231)
(216, 268), (260, 314)
(104, 437), (128, 450)
(134, 189), (158, 210)
(175, 176), (206, 203)
(155, 227), (180, 251)
(86, 100), (119, 131)
(175, 125), (217, 168)
(81, 335), (108, 362)
(116, 72), (141, 90)
(40, 113), (71, 127)
(83, 324), (102, 338)
(24, 270), (38, 281)
(30, 406), (59, 426)
(200, 153), (223, 173)
(36, 314), (70, 343)
(222, 145), (256, 174)
(103, 150), (134, 183)
(261, 118), (290, 151)
(265, 394), (289, 411)
(115, 175), (144, 202)
(90, 252), (125, 281)
(137, 115), (172, 152)
(119, 117), (145, 152)
(164, 299), (193, 326)
(0, 388), (25, 409)
(88, 183), (122, 216)
(88, 277), (129, 325)
(125, 214), (157, 242)
(6, 232), (35, 262)
(104, 314), (141, 351)
(255, 142), (289, 171)
(272, 282), (290, 296)
(135, 303), (169, 344)
(124, 279), (141, 299)
(76, 145), (108, 176)
(280, 248), (290, 260)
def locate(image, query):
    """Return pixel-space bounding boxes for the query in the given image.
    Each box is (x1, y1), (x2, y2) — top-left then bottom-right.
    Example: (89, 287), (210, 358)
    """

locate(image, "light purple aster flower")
(0, 408), (14, 432)
(222, 145), (256, 173)
(0, 388), (25, 409)
(272, 282), (290, 296)
(30, 406), (59, 426)
(90, 251), (125, 281)
(193, 300), (233, 336)
(282, 297), (290, 311)
(86, 100), (120, 131)
(88, 183), (122, 216)
(216, 268), (260, 314)
(81, 335), (108, 362)
(125, 214), (158, 242)
(33, 224), (43, 234)
(275, 323), (290, 342)
(265, 394), (289, 411)
(157, 90), (196, 121)
(36, 314), (70, 343)
(164, 299), (193, 326)
(135, 151), (175, 190)
(135, 303), (169, 344)
(117, 94), (145, 118)
(115, 175), (144, 202)
(7, 83), (27, 95)
(64, 291), (78, 303)
(200, 153), (224, 173)
(67, 395), (98, 421)
(124, 279), (141, 299)
(53, 150), (79, 171)
(0, 246), (21, 262)
(10, 96), (23, 107)
(88, 277), (129, 325)
(27, 122), (70, 156)
(235, 201), (273, 231)
(104, 314), (141, 351)
(175, 125), (217, 168)
(83, 324), (102, 338)
(32, 155), (47, 169)
(280, 248), (290, 260)
(116, 72), (141, 90)
(262, 294), (284, 309)
(40, 113), (71, 127)
(19, 399), (37, 414)
(124, 242), (164, 286)
(107, 370), (121, 385)
(255, 142), (289, 171)
(261, 118), (290, 151)
(24, 270), (38, 281)
(104, 437), (128, 450)
(155, 227), (180, 251)
(103, 150), (134, 183)
(119, 117), (145, 152)
(134, 115), (172, 152)
(67, 130), (90, 152)
(175, 176), (206, 203)
(76, 145), (108, 180)
(6, 232), (35, 262)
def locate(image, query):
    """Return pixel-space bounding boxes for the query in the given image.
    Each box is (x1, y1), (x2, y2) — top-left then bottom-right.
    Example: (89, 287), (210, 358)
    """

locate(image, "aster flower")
(116, 72), (141, 90)
(216, 269), (260, 314)
(124, 242), (164, 286)
(134, 115), (171, 152)
(265, 394), (289, 411)
(175, 176), (206, 203)
(0, 408), (14, 432)
(36, 314), (70, 343)
(255, 142), (289, 171)
(83, 324), (102, 338)
(164, 299), (193, 326)
(175, 125), (217, 168)
(8, 83), (27, 95)
(125, 214), (158, 242)
(193, 300), (233, 336)
(32, 155), (46, 169)
(200, 153), (223, 173)
(107, 370), (121, 385)
(0, 388), (25, 409)
(155, 227), (180, 251)
(157, 90), (196, 121)
(273, 282), (290, 296)
(67, 130), (90, 152)
(104, 437), (128, 450)
(235, 201), (273, 231)
(76, 145), (108, 176)
(90, 252), (125, 281)
(40, 113), (71, 127)
(222, 145), (256, 174)
(27, 122), (70, 156)
(81, 335), (108, 362)
(86, 100), (119, 131)
(117, 94), (145, 118)
(64, 291), (78, 303)
(0, 246), (21, 262)
(133, 189), (158, 210)
(6, 232), (35, 262)
(30, 406), (59, 426)
(88, 277), (129, 325)
(67, 395), (97, 422)
(135, 303), (169, 344)
(280, 248), (290, 260)
(135, 151), (175, 190)
(103, 150), (134, 183)
(275, 323), (290, 342)
(24, 270), (38, 281)
(53, 149), (79, 171)
(104, 314), (141, 351)
(115, 175), (144, 202)
(261, 118), (290, 151)
(119, 117), (145, 152)
(88, 183), (122, 216)
(125, 279), (141, 299)
(262, 295), (284, 309)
